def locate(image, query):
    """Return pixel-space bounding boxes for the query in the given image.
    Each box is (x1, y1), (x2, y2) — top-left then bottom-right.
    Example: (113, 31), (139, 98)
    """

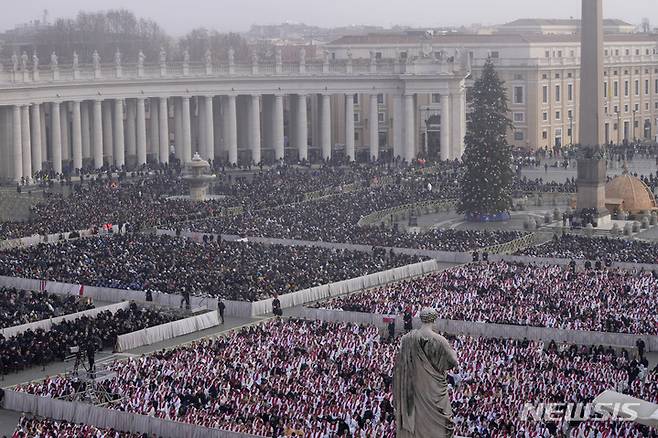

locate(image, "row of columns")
(8, 91), (464, 181)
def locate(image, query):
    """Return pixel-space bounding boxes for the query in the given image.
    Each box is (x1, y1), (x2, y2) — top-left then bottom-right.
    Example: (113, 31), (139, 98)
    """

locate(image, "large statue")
(394, 308), (459, 438)
(114, 49), (122, 67)
(92, 50), (101, 69)
(50, 51), (58, 69)
(72, 51), (79, 70)
(138, 50), (146, 68)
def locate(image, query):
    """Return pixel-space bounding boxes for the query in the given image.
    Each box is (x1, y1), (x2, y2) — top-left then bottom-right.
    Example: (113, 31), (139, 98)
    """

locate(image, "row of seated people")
(517, 234), (658, 265)
(16, 319), (658, 437)
(315, 261), (658, 335)
(0, 288), (93, 330)
(0, 234), (424, 302)
(0, 302), (182, 375)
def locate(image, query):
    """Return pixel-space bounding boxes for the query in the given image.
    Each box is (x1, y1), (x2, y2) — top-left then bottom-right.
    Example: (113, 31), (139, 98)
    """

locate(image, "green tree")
(457, 58), (514, 219)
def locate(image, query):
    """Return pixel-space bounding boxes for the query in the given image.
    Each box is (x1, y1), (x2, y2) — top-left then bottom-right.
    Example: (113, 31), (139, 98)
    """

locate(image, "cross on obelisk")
(576, 0), (611, 226)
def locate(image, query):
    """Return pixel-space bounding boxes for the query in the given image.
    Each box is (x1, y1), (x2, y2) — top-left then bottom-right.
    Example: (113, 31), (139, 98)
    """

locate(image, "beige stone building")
(324, 27), (658, 153)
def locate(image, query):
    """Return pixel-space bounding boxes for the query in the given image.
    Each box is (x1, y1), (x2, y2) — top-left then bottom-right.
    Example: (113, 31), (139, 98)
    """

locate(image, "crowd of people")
(16, 319), (657, 437)
(0, 234), (424, 301)
(0, 303), (181, 375)
(192, 180), (523, 252)
(517, 234), (658, 264)
(0, 288), (93, 330)
(317, 261), (658, 334)
(11, 416), (143, 438)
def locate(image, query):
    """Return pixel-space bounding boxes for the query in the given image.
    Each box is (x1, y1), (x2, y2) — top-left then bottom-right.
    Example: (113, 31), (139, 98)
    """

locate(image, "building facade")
(0, 50), (467, 181)
(325, 31), (658, 151)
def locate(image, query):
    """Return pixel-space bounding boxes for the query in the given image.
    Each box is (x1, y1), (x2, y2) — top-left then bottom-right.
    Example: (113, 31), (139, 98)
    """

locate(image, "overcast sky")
(1, 0), (656, 35)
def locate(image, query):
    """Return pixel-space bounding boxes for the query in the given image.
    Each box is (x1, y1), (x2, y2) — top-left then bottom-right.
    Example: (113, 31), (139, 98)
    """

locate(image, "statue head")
(419, 307), (438, 324)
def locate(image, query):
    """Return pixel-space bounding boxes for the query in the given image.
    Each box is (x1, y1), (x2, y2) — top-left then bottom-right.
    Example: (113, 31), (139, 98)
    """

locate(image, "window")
(557, 51), (562, 58)
(624, 104), (629, 113)
(354, 132), (359, 141)
(400, 51), (408, 59)
(431, 94), (440, 104)
(646, 103), (650, 111)
(569, 50), (575, 57)
(635, 80), (640, 96)
(514, 132), (524, 141)
(613, 105), (618, 114)
(377, 94), (384, 105)
(605, 107), (608, 114)
(646, 80), (650, 96)
(542, 130), (548, 139)
(567, 72), (573, 78)
(490, 51), (499, 59)
(555, 85), (561, 102)
(635, 103), (640, 112)
(555, 73), (560, 79)
(655, 79), (658, 94)
(614, 50), (619, 56)
(555, 111), (561, 121)
(636, 49), (640, 56)
(543, 112), (549, 122)
(605, 49), (609, 56)
(634, 120), (639, 128)
(613, 81), (619, 97)
(604, 82), (608, 98)
(378, 112), (385, 123)
(513, 112), (525, 122)
(353, 94), (359, 105)
(354, 113), (360, 123)
(375, 52), (382, 60)
(513, 86), (524, 104)
(624, 81), (629, 97)
(567, 110), (573, 119)
(545, 51), (550, 58)
(514, 74), (523, 80)
(542, 86), (549, 104)
(655, 102), (658, 110)
(568, 84), (575, 102)
(625, 49), (630, 56)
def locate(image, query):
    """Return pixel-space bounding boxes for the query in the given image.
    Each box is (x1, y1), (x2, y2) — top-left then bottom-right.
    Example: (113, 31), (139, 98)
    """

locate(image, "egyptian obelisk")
(577, 0), (610, 226)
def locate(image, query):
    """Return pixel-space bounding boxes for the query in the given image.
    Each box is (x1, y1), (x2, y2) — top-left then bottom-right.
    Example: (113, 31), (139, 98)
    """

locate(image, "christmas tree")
(457, 58), (514, 221)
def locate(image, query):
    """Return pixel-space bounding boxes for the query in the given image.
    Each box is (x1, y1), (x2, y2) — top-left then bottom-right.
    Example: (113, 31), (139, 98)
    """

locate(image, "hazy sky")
(1, 0), (656, 35)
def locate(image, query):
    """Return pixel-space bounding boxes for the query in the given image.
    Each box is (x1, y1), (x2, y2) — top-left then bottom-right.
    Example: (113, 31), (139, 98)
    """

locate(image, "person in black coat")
(217, 298), (226, 324)
(272, 294), (282, 317)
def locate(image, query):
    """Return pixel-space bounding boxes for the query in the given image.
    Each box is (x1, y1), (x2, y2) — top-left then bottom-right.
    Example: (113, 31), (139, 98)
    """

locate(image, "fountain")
(183, 153), (217, 201)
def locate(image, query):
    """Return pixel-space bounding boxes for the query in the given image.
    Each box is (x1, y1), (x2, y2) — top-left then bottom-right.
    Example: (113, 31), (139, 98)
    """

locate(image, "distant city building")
(497, 18), (636, 35)
(325, 28), (658, 150)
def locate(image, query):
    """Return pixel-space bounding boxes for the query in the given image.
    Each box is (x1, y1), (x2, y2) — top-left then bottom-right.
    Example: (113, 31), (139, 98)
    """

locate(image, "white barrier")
(2, 389), (259, 438)
(249, 259), (446, 316)
(0, 226), (121, 250)
(115, 311), (220, 352)
(0, 302), (131, 339)
(298, 308), (658, 352)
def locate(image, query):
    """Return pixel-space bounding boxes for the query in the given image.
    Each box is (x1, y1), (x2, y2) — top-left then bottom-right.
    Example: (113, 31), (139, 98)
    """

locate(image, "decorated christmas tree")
(457, 58), (514, 221)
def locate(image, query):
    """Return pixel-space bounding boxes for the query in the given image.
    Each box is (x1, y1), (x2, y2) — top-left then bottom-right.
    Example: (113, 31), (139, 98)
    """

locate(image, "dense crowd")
(316, 262), (658, 334)
(12, 416), (144, 438)
(0, 288), (93, 330)
(512, 176), (577, 194)
(0, 303), (181, 375)
(17, 319), (657, 437)
(192, 182), (523, 251)
(517, 235), (658, 264)
(0, 234), (424, 301)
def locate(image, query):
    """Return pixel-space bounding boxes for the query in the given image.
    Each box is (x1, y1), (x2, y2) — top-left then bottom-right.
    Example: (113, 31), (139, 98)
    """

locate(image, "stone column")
(71, 101), (83, 171)
(39, 107), (47, 163)
(450, 89), (466, 160)
(159, 97), (169, 164)
(113, 99), (125, 168)
(136, 97), (147, 166)
(92, 100), (103, 169)
(296, 94), (308, 161)
(60, 104), (70, 161)
(149, 100), (159, 162)
(13, 106), (23, 181)
(173, 98), (182, 161)
(249, 95), (261, 164)
(204, 96), (215, 160)
(440, 93), (451, 161)
(345, 94), (355, 161)
(31, 103), (43, 173)
(21, 105), (31, 180)
(226, 95), (238, 165)
(126, 100), (137, 163)
(369, 94), (379, 161)
(181, 96), (192, 163)
(393, 94), (403, 159)
(81, 102), (91, 161)
(102, 101), (113, 164)
(51, 102), (63, 174)
(273, 94), (285, 161)
(321, 94), (332, 160)
(404, 93), (415, 161)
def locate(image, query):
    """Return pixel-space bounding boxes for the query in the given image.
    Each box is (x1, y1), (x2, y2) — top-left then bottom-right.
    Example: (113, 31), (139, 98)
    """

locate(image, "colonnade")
(4, 89), (465, 182)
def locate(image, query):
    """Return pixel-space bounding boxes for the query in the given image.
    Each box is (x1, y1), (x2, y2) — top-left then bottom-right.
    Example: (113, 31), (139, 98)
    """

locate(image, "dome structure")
(605, 173), (657, 214)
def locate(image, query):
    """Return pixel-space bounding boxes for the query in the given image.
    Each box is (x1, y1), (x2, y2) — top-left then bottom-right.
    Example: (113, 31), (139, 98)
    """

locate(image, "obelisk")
(577, 0), (610, 226)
